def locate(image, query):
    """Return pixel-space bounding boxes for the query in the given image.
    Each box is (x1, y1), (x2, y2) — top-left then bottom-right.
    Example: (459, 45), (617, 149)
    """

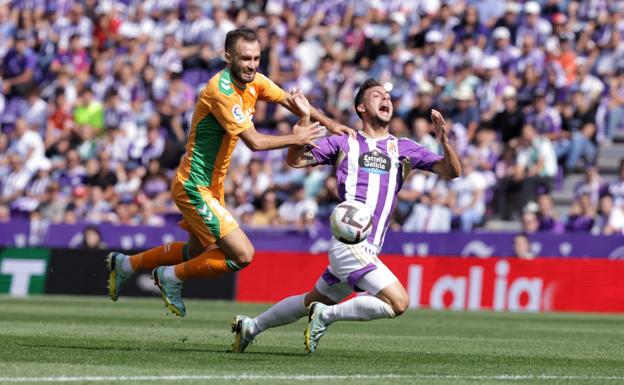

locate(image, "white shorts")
(315, 237), (398, 303)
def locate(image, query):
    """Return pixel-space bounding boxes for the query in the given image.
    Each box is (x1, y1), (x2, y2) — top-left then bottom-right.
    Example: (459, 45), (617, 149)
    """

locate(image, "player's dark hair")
(224, 28), (258, 54)
(354, 79), (383, 119)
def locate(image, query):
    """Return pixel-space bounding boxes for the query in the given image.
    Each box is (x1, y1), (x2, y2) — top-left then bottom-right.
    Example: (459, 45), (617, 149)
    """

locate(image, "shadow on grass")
(19, 342), (309, 358)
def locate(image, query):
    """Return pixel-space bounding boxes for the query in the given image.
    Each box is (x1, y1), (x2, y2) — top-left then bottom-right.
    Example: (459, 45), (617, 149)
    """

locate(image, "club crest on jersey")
(388, 141), (398, 157)
(359, 150), (391, 174)
(232, 104), (246, 124)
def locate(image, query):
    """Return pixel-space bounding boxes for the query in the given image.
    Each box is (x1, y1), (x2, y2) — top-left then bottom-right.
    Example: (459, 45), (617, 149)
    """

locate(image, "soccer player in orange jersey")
(106, 28), (353, 316)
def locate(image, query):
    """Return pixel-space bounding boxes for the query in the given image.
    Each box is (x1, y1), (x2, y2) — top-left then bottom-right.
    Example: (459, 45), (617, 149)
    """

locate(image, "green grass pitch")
(1, 295), (623, 384)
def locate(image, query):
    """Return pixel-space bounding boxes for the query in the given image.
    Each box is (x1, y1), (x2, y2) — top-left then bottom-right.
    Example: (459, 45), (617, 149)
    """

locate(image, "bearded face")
(225, 40), (261, 84)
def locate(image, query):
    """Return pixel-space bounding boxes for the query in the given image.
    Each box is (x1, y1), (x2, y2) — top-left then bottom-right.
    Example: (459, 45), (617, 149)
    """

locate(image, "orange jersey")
(176, 69), (286, 200)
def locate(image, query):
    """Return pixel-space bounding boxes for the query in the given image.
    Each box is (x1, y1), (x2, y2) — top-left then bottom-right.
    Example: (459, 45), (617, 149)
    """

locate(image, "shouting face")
(358, 86), (393, 124)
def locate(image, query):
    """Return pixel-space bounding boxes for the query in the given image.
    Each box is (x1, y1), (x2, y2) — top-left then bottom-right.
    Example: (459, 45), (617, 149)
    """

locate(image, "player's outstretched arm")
(240, 88), (323, 152)
(286, 89), (319, 168)
(430, 109), (462, 180)
(280, 88), (355, 138)
(239, 122), (324, 152)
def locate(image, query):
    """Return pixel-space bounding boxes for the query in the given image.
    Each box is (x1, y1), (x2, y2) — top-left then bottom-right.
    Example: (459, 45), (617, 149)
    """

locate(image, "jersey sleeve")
(399, 138), (443, 172)
(310, 135), (343, 165)
(255, 73), (287, 103)
(208, 88), (253, 136)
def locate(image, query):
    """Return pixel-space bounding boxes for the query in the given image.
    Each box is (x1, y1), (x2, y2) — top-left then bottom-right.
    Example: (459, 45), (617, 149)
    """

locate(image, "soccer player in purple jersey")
(230, 80), (461, 353)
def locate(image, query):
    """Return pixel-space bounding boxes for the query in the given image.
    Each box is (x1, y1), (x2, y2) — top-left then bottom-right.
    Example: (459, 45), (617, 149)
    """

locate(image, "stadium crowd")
(0, 0), (623, 236)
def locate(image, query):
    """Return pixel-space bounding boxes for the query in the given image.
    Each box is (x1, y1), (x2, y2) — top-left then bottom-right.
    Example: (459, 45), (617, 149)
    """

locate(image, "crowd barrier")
(0, 248), (233, 299)
(1, 220), (623, 258)
(2, 247), (624, 313)
(238, 252), (624, 313)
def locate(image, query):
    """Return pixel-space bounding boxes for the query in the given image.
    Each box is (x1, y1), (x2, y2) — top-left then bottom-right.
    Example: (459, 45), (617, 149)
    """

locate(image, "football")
(330, 200), (374, 244)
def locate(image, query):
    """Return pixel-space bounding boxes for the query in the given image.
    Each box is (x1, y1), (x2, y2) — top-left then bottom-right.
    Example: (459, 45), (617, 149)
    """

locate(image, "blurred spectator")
(241, 159), (271, 199)
(491, 85), (524, 144)
(513, 233), (534, 259)
(277, 184), (317, 229)
(405, 82), (435, 124)
(448, 158), (486, 231)
(74, 88), (104, 132)
(140, 124), (166, 166)
(575, 166), (601, 206)
(13, 160), (52, 213)
(22, 88), (48, 132)
(521, 211), (540, 234)
(535, 193), (561, 232)
(465, 128), (499, 187)
(516, 1), (551, 47)
(85, 185), (114, 223)
(250, 190), (279, 227)
(86, 152), (118, 198)
(1, 153), (31, 206)
(141, 159), (170, 209)
(139, 199), (165, 227)
(37, 182), (67, 223)
(525, 90), (561, 141)
(496, 124), (557, 219)
(403, 190), (452, 233)
(604, 68), (624, 144)
(231, 186), (253, 224)
(112, 196), (140, 226)
(55, 3), (93, 50)
(114, 160), (144, 196)
(412, 117), (440, 154)
(50, 34), (91, 77)
(0, 203), (10, 223)
(10, 118), (46, 175)
(607, 160), (624, 207)
(557, 87), (597, 172)
(565, 194), (595, 233)
(592, 194), (624, 236)
(65, 185), (89, 223)
(450, 85), (479, 143)
(1, 31), (35, 101)
(316, 175), (340, 220)
(475, 56), (507, 121)
(490, 27), (520, 73)
(81, 225), (106, 249)
(0, 133), (9, 175)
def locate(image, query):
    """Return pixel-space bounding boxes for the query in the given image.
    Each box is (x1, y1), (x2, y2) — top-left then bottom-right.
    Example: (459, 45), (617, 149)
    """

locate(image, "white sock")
(320, 296), (395, 325)
(250, 294), (306, 337)
(120, 255), (135, 274)
(163, 266), (182, 282)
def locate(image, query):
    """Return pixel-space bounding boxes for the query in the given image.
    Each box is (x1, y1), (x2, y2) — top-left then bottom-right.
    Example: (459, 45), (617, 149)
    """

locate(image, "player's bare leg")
(306, 282), (407, 353)
(231, 287), (336, 353)
(153, 228), (254, 317)
(106, 234), (205, 302)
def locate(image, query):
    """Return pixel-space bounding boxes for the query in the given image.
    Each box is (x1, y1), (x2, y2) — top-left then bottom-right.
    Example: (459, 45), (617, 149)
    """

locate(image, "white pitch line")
(1, 374), (624, 382)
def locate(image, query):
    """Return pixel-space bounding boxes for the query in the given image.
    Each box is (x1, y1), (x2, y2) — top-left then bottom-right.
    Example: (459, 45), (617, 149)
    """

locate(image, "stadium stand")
(0, 0), (623, 235)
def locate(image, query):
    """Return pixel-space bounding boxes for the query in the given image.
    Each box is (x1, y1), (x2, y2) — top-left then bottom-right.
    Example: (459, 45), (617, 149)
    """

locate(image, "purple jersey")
(311, 132), (443, 248)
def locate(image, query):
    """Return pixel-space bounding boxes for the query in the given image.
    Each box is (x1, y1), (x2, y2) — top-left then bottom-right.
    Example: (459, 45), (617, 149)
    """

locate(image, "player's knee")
(232, 243), (254, 266)
(391, 295), (410, 316)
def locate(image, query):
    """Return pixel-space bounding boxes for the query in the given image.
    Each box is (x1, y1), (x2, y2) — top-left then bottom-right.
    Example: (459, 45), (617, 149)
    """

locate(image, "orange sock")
(173, 248), (243, 280)
(129, 242), (189, 271)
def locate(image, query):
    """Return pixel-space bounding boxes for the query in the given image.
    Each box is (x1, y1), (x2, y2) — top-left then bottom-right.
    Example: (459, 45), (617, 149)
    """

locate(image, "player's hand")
(293, 121), (325, 148)
(290, 88), (310, 117)
(327, 121), (356, 138)
(431, 109), (448, 142)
